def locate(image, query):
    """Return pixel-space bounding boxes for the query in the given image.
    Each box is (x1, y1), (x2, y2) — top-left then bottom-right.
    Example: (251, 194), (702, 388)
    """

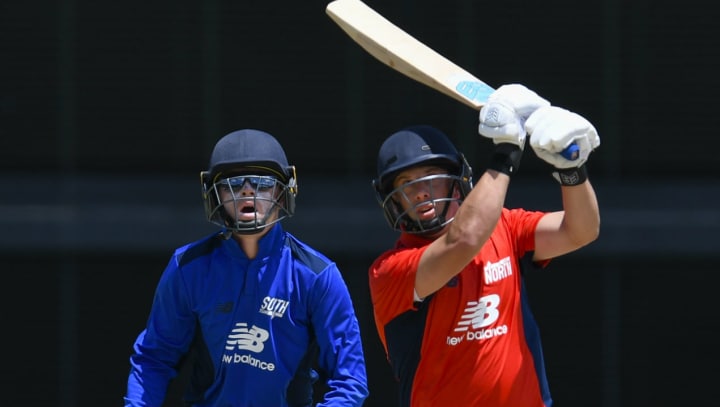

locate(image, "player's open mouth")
(235, 201), (260, 220)
(415, 203), (435, 219)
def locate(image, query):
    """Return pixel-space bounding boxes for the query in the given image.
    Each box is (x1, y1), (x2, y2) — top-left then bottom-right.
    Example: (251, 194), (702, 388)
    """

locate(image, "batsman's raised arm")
(525, 105), (601, 261)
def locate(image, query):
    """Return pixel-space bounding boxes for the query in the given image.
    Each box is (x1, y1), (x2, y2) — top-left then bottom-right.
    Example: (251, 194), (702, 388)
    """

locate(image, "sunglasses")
(219, 175), (277, 192)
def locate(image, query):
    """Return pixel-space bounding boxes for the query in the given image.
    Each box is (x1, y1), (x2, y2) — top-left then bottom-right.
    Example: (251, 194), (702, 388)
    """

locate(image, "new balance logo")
(454, 294), (500, 332)
(446, 294), (509, 346)
(225, 323), (269, 352)
(222, 322), (276, 371)
(258, 296), (289, 318)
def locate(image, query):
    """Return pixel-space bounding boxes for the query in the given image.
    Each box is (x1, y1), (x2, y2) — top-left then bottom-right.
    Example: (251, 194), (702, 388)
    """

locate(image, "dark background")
(1, 0), (718, 406)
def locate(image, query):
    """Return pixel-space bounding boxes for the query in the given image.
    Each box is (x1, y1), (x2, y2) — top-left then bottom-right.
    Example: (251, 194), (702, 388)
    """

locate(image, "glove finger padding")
(478, 102), (527, 147)
(526, 106), (600, 169)
(478, 84), (550, 147)
(488, 84), (551, 118)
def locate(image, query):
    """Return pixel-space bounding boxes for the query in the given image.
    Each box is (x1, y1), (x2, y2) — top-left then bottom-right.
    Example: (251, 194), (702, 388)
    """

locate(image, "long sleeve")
(310, 264), (369, 406)
(125, 256), (197, 407)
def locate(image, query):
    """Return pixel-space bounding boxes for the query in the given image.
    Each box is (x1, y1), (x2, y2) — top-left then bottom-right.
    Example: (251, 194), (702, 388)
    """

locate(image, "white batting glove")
(478, 84), (550, 147)
(526, 106), (600, 169)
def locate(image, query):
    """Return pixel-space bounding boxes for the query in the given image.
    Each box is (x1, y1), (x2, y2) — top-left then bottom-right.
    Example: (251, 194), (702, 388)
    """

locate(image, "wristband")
(487, 143), (523, 176)
(552, 164), (588, 186)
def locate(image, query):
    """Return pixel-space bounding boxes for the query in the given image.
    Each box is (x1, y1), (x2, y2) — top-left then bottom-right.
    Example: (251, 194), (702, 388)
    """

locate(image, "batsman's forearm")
(560, 181), (600, 245)
(449, 170), (508, 246)
(417, 170), (509, 299)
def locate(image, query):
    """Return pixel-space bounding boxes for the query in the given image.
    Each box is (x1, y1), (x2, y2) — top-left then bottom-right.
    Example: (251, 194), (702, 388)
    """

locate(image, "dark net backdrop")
(1, 0), (718, 406)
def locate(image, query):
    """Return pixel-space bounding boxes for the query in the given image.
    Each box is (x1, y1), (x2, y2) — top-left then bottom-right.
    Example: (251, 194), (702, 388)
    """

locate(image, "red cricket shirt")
(369, 208), (552, 407)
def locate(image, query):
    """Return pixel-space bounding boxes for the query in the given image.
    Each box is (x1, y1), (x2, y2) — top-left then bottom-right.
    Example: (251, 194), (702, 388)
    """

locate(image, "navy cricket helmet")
(205, 129), (294, 184)
(372, 125), (473, 234)
(201, 129), (297, 234)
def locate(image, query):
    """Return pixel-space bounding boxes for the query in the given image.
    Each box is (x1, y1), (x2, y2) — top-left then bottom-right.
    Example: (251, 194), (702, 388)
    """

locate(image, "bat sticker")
(456, 81), (495, 103)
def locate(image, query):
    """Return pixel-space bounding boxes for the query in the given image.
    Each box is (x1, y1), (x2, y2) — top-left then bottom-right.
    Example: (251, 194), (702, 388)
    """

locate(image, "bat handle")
(561, 143), (580, 161)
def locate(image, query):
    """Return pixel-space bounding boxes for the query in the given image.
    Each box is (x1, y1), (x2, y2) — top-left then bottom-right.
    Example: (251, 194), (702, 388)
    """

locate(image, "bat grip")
(561, 143), (579, 161)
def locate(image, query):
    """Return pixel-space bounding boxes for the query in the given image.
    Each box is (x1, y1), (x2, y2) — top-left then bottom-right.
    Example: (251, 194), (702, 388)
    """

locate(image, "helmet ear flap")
(200, 170), (233, 227)
(200, 171), (216, 218)
(371, 179), (384, 206)
(374, 176), (408, 232)
(200, 171), (211, 196)
(458, 153), (474, 196)
(285, 165), (298, 195)
(283, 165), (298, 216)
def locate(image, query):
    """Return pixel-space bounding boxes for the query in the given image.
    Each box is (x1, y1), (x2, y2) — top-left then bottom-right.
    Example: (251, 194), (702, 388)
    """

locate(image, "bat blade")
(326, 0), (579, 161)
(326, 0), (494, 109)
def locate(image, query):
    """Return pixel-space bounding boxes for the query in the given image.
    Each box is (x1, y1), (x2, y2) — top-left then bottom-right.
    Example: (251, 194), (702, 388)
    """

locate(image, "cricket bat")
(325, 0), (579, 160)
